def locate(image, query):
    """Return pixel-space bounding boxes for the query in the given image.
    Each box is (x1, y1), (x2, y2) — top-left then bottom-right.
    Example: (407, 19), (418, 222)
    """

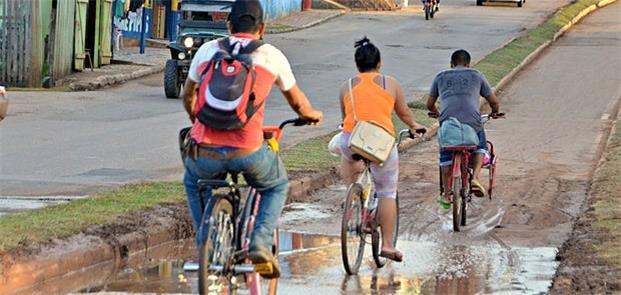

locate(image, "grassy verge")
(0, 182), (185, 253)
(474, 0), (601, 86)
(592, 123), (621, 267)
(266, 23), (294, 31)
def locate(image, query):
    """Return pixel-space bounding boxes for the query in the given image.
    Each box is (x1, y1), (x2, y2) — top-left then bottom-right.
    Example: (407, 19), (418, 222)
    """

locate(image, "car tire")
(517, 1), (522, 7)
(476, 0), (483, 5)
(164, 59), (181, 99)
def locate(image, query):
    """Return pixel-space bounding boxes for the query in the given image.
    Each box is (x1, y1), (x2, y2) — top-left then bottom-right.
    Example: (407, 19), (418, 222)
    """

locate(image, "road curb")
(266, 10), (346, 34)
(67, 65), (165, 91)
(1, 1), (617, 292)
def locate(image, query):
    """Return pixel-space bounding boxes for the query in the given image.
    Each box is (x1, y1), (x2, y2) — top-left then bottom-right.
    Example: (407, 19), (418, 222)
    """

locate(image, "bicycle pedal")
(254, 262), (273, 274)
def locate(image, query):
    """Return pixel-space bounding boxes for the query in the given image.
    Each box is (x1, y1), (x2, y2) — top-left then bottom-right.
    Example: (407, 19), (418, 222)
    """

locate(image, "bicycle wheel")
(341, 183), (366, 275)
(460, 173), (468, 227)
(452, 173), (463, 232)
(198, 196), (235, 295)
(372, 193), (399, 268)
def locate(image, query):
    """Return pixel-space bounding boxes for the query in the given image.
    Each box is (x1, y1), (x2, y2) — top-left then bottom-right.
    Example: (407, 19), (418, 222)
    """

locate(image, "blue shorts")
(439, 129), (487, 167)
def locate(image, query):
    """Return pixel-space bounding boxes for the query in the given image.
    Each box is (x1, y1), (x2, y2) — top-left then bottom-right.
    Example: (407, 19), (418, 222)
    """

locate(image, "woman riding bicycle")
(332, 37), (426, 262)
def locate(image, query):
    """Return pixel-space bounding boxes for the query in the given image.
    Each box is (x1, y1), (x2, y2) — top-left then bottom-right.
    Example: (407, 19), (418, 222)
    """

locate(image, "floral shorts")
(331, 132), (399, 199)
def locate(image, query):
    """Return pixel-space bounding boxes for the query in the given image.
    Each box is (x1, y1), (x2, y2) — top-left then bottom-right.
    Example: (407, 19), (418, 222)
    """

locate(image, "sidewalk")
(61, 46), (169, 91)
(61, 9), (345, 92)
(266, 9), (346, 34)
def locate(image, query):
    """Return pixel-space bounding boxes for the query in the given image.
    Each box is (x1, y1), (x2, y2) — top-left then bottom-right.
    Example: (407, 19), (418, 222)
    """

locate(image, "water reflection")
(74, 232), (557, 295)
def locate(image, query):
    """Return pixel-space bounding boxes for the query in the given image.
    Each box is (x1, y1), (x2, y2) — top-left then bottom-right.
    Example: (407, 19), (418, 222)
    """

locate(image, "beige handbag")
(346, 78), (395, 164)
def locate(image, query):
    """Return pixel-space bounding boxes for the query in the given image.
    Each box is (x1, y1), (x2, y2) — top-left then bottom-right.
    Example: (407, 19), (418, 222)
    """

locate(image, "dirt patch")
(551, 117), (621, 294)
(551, 204), (621, 293)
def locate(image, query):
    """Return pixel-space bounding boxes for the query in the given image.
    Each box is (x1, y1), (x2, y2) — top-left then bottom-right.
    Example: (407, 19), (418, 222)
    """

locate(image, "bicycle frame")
(443, 150), (473, 196)
(196, 118), (309, 295)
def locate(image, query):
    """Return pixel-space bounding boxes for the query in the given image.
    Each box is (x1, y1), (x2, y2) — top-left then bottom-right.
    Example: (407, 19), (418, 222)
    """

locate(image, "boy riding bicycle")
(426, 49), (501, 206)
(181, 0), (322, 279)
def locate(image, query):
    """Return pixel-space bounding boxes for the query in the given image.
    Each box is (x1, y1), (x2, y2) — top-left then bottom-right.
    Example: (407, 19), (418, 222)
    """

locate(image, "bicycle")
(340, 128), (426, 275)
(423, 0), (439, 20)
(430, 112), (504, 232)
(193, 118), (310, 295)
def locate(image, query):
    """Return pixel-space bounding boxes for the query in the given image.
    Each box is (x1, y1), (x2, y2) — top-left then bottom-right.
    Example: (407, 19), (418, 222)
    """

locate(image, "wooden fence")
(0, 0), (39, 87)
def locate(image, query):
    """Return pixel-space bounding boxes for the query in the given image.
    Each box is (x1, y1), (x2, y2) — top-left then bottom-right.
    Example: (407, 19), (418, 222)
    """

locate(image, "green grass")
(592, 124), (621, 268)
(474, 0), (601, 86)
(267, 23), (294, 31)
(0, 182), (185, 254)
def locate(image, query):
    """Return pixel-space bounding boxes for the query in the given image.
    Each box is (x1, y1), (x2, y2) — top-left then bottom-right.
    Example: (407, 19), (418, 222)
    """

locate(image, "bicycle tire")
(452, 174), (462, 232)
(372, 193), (399, 268)
(198, 195), (235, 295)
(238, 189), (279, 295)
(460, 177), (468, 226)
(341, 183), (366, 275)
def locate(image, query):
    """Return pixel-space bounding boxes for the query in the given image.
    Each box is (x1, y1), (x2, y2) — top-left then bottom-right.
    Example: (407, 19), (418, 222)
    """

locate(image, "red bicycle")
(430, 112), (504, 232)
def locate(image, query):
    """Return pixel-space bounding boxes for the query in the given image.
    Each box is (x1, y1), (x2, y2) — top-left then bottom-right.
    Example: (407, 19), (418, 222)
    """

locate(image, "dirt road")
(274, 1), (621, 293)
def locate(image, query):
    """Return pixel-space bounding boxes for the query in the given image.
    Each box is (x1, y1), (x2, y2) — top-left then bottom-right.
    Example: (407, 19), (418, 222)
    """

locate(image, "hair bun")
(355, 36), (372, 48)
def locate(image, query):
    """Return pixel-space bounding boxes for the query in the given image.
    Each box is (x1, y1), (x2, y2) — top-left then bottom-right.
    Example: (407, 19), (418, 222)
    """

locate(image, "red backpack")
(195, 38), (264, 130)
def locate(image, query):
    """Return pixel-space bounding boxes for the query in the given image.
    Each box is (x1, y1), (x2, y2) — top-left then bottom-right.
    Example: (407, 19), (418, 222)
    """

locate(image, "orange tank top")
(343, 73), (395, 135)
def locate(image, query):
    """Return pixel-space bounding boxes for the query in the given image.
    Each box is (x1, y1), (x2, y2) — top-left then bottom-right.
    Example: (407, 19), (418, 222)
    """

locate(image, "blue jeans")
(439, 129), (487, 166)
(183, 144), (288, 250)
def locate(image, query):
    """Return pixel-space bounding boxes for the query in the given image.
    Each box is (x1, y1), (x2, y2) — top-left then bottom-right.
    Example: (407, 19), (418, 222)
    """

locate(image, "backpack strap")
(239, 39), (264, 55)
(217, 37), (233, 53)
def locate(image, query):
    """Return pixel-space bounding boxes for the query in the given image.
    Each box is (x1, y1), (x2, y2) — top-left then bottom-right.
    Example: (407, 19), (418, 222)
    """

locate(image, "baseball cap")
(228, 0), (264, 25)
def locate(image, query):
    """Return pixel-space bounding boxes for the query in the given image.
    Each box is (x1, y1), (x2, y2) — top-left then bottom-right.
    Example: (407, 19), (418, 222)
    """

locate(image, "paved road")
(1, 0), (570, 197)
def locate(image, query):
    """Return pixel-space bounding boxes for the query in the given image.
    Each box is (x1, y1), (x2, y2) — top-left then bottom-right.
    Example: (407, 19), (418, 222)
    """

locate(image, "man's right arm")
(281, 85), (323, 124)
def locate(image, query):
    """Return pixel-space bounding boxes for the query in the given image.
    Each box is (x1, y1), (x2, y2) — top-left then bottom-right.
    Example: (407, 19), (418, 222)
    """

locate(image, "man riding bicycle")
(426, 49), (501, 205)
(182, 0), (322, 279)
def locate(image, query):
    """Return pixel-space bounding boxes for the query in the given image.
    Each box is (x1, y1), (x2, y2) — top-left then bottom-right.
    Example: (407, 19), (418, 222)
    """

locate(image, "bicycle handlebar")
(278, 118), (316, 129)
(397, 128), (426, 145)
(428, 112), (506, 121)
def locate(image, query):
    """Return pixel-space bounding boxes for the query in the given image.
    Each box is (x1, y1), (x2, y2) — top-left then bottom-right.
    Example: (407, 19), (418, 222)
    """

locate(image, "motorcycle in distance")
(422, 0), (439, 20)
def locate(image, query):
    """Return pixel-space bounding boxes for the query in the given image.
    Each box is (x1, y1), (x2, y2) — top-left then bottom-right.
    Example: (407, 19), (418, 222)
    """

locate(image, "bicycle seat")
(441, 145), (478, 152)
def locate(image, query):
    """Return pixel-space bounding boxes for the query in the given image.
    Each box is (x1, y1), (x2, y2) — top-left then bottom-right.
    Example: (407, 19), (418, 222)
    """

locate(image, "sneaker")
(247, 246), (280, 279)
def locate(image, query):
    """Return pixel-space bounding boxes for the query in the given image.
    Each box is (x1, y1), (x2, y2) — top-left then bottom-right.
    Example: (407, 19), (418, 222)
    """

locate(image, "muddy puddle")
(0, 196), (82, 216)
(74, 232), (557, 294)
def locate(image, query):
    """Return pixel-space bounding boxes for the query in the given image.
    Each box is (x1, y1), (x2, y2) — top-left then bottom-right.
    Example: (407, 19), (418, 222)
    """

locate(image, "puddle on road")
(0, 197), (80, 216)
(76, 232), (557, 295)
